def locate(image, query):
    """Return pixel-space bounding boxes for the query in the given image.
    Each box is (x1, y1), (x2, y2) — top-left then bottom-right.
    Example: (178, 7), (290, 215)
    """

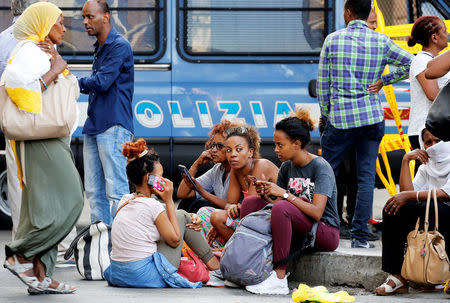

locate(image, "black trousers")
(336, 145), (357, 224)
(381, 201), (450, 275)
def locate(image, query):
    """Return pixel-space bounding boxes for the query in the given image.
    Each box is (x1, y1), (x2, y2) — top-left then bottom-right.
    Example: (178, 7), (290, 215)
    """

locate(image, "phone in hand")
(246, 175), (259, 186)
(148, 174), (165, 192)
(178, 164), (199, 191)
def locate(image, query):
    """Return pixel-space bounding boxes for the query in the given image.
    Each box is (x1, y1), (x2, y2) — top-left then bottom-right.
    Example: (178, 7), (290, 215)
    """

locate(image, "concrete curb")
(288, 245), (386, 291)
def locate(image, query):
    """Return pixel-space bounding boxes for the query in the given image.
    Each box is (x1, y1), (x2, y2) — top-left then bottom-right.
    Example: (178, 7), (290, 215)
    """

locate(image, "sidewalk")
(0, 229), (448, 302)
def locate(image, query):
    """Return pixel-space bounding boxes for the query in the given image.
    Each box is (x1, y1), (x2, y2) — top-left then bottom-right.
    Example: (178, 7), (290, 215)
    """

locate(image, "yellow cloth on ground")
(292, 284), (355, 303)
(3, 2), (62, 113)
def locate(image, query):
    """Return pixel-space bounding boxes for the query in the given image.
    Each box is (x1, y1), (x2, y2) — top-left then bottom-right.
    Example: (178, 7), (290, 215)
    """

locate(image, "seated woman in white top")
(104, 139), (221, 288)
(376, 129), (450, 295)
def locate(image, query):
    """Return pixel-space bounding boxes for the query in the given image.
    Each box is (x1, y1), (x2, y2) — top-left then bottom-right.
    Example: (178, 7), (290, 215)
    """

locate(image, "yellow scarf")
(5, 2), (62, 113)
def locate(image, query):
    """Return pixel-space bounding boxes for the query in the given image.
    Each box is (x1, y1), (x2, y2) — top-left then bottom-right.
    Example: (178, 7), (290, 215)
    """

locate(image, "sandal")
(420, 284), (444, 292)
(35, 277), (76, 294)
(444, 280), (450, 295)
(3, 255), (41, 291)
(375, 275), (408, 296)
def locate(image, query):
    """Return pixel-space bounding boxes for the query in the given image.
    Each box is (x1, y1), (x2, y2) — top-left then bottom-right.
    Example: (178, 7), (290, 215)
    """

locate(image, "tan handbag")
(401, 189), (450, 285)
(0, 74), (79, 141)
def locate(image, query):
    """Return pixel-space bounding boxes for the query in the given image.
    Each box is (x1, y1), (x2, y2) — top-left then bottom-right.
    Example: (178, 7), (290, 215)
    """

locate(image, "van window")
(178, 0), (332, 61)
(55, 0), (165, 63)
(419, 1), (445, 19)
(0, 0), (13, 30)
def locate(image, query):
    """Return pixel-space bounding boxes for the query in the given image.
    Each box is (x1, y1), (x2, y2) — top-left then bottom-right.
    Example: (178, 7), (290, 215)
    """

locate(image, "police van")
(0, 0), (448, 225)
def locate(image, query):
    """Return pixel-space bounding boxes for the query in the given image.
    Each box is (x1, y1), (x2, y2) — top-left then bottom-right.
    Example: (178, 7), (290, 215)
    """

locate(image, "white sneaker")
(245, 271), (289, 295)
(206, 270), (225, 287)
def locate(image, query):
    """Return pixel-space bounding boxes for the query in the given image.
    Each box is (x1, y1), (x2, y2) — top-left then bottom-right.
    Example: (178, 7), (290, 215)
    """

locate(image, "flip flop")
(375, 275), (408, 296)
(33, 277), (76, 294)
(3, 255), (41, 291)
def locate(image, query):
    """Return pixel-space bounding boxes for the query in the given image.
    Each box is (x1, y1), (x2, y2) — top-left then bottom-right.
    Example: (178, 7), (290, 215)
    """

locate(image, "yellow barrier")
(376, 135), (412, 196)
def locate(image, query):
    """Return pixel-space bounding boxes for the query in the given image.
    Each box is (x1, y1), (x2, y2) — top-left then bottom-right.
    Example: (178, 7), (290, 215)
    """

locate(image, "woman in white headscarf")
(375, 128), (450, 296)
(2, 2), (83, 295)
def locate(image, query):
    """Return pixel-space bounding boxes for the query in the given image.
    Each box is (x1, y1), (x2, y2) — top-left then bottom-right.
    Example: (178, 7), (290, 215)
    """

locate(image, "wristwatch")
(282, 191), (290, 200)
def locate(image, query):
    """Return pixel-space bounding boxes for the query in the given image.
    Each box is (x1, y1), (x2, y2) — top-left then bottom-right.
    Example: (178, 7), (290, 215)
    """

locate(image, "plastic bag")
(292, 284), (355, 303)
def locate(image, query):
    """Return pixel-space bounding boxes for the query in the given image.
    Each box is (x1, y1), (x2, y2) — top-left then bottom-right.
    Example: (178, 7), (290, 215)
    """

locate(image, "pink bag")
(178, 248), (210, 283)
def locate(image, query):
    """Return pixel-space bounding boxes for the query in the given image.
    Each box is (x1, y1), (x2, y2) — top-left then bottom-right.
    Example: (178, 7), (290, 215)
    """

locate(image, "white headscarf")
(422, 140), (450, 180)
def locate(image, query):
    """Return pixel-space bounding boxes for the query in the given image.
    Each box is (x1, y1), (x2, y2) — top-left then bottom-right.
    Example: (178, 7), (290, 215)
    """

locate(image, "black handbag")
(426, 80), (450, 141)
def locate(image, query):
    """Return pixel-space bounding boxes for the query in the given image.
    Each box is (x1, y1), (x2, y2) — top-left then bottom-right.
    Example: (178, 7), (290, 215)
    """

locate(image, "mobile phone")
(178, 164), (199, 191)
(246, 175), (258, 186)
(148, 174), (165, 192)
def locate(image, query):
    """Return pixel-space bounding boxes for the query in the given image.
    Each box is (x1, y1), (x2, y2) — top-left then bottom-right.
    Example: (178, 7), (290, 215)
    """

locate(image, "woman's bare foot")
(34, 277), (76, 294)
(4, 255), (41, 290)
(6, 255), (34, 278)
(32, 258), (76, 293)
(375, 274), (408, 296)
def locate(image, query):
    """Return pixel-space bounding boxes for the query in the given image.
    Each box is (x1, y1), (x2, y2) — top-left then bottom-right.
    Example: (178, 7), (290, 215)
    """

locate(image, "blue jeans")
(84, 125), (133, 225)
(321, 121), (384, 242)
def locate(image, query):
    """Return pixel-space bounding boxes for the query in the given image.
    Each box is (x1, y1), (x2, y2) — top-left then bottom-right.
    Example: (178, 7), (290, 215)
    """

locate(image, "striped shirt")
(317, 20), (413, 129)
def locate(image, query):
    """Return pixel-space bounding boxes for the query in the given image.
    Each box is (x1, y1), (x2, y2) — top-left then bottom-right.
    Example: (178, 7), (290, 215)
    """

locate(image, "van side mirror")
(308, 79), (317, 98)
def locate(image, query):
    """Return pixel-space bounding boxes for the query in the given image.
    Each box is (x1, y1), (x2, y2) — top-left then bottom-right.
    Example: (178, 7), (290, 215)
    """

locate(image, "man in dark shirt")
(78, 0), (134, 225)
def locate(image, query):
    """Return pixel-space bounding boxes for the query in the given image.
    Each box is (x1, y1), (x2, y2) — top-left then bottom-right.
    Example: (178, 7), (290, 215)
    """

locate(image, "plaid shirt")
(317, 20), (413, 129)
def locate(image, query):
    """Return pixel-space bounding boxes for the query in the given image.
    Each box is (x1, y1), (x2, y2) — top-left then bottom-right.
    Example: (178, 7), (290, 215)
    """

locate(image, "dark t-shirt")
(277, 157), (339, 228)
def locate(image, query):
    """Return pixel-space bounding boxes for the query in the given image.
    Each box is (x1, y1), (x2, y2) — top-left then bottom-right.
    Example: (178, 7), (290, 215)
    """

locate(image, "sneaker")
(224, 280), (240, 288)
(339, 224), (350, 240)
(245, 271), (289, 295)
(351, 238), (375, 248)
(367, 232), (380, 242)
(206, 270), (225, 287)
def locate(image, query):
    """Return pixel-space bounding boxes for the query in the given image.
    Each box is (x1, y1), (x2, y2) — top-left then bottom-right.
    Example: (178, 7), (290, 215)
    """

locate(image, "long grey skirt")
(5, 137), (84, 277)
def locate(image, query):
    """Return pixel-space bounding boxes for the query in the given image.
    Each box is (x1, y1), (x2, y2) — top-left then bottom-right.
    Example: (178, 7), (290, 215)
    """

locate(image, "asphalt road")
(0, 229), (449, 302)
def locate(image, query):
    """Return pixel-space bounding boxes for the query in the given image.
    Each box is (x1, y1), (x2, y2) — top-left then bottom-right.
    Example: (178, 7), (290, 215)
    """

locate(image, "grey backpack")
(220, 207), (273, 286)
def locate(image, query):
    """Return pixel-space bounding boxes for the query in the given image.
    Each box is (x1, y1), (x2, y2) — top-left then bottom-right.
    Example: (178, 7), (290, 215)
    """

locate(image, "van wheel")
(0, 170), (12, 229)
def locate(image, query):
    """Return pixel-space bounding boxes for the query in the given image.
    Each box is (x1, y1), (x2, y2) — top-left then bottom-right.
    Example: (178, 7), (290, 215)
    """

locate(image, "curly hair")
(275, 108), (315, 149)
(205, 120), (241, 148)
(225, 123), (261, 159)
(122, 139), (160, 186)
(407, 16), (443, 47)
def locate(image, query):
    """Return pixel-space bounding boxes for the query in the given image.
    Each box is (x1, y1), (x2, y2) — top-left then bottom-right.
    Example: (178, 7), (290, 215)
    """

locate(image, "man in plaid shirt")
(317, 0), (413, 248)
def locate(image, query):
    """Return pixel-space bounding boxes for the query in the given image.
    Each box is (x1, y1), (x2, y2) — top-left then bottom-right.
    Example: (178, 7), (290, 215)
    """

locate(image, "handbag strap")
(432, 189), (439, 231)
(415, 189), (432, 236)
(115, 193), (146, 216)
(424, 189), (432, 232)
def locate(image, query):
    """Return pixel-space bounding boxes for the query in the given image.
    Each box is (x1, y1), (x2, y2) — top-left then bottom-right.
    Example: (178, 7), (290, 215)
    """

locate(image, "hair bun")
(122, 138), (148, 160)
(291, 108), (315, 131)
(407, 36), (417, 47)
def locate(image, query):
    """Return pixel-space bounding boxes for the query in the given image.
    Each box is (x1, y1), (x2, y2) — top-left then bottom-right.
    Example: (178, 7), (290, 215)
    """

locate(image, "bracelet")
(39, 77), (48, 90)
(416, 191), (420, 203)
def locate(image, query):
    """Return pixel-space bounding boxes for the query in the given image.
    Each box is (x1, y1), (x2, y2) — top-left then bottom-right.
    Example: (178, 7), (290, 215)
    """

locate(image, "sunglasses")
(225, 126), (247, 136)
(208, 142), (225, 150)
